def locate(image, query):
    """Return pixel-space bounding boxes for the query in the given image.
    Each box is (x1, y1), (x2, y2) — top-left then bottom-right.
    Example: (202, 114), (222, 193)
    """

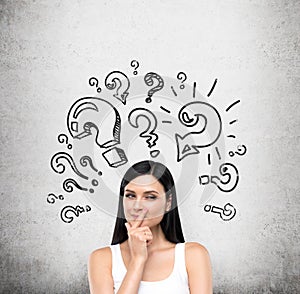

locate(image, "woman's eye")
(125, 194), (135, 199)
(145, 195), (157, 200)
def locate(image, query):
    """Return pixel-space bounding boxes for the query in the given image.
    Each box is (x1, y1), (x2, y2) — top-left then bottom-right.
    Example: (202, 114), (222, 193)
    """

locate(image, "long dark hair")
(111, 160), (185, 245)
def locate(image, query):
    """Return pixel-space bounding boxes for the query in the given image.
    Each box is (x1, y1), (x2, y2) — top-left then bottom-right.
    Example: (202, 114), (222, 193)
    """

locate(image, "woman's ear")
(166, 194), (172, 212)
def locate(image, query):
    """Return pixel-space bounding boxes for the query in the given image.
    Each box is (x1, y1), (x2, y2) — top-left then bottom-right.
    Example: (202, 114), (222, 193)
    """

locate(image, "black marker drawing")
(177, 72), (187, 89)
(67, 97), (128, 168)
(102, 146), (128, 168)
(199, 162), (239, 192)
(60, 205), (91, 223)
(50, 152), (88, 180)
(128, 108), (160, 158)
(208, 153), (211, 165)
(193, 82), (196, 98)
(171, 86), (178, 96)
(130, 60), (139, 75)
(47, 193), (64, 204)
(229, 119), (238, 125)
(80, 155), (102, 176)
(162, 120), (172, 124)
(229, 144), (247, 157)
(58, 134), (72, 149)
(63, 178), (88, 193)
(105, 71), (130, 105)
(227, 135), (236, 139)
(89, 77), (102, 93)
(160, 106), (171, 113)
(175, 101), (222, 162)
(204, 203), (236, 221)
(144, 72), (164, 103)
(226, 99), (240, 112)
(207, 78), (218, 97)
(215, 146), (221, 160)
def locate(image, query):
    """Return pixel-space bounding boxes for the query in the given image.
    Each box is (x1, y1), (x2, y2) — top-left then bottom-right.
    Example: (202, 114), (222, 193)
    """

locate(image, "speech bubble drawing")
(105, 71), (130, 105)
(175, 101), (222, 162)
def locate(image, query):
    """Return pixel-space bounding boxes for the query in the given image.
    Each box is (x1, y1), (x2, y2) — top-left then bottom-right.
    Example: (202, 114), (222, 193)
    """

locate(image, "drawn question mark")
(60, 205), (91, 223)
(130, 60), (139, 75)
(144, 72), (164, 103)
(88, 77), (102, 93)
(198, 162), (239, 193)
(175, 101), (222, 162)
(50, 152), (88, 180)
(105, 71), (130, 105)
(58, 134), (72, 149)
(229, 144), (247, 157)
(177, 72), (187, 89)
(80, 155), (102, 193)
(128, 108), (160, 158)
(47, 193), (64, 204)
(204, 203), (236, 221)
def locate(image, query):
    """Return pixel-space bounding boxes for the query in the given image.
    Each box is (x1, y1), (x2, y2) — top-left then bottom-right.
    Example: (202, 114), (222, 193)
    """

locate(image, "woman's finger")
(130, 208), (148, 229)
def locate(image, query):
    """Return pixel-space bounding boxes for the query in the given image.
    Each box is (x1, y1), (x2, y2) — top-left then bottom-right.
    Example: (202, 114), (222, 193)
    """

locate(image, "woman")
(88, 160), (212, 293)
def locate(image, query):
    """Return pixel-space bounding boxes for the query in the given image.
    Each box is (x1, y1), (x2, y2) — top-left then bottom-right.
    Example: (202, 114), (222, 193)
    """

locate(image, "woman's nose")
(133, 199), (143, 211)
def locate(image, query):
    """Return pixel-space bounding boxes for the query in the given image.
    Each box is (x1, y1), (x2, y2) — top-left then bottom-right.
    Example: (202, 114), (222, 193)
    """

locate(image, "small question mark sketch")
(104, 71), (130, 105)
(88, 77), (102, 93)
(199, 162), (239, 192)
(175, 101), (222, 162)
(67, 97), (128, 168)
(60, 205), (91, 223)
(130, 60), (139, 75)
(128, 108), (160, 158)
(144, 72), (164, 103)
(177, 72), (187, 89)
(58, 134), (72, 149)
(47, 193), (64, 204)
(204, 203), (236, 221)
(50, 152), (88, 180)
(80, 155), (102, 193)
(62, 178), (91, 193)
(229, 144), (247, 157)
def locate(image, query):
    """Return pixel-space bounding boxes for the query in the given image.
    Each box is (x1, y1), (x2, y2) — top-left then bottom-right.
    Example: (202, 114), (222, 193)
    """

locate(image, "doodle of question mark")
(60, 205), (91, 223)
(58, 134), (72, 149)
(105, 71), (130, 105)
(144, 72), (164, 103)
(204, 203), (236, 221)
(177, 72), (187, 89)
(67, 97), (128, 168)
(198, 162), (239, 193)
(47, 193), (64, 204)
(175, 101), (222, 162)
(130, 60), (139, 75)
(229, 144), (247, 157)
(88, 77), (102, 93)
(128, 108), (160, 158)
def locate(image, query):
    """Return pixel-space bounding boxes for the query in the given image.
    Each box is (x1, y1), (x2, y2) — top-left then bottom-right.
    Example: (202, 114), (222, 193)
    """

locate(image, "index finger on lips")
(131, 208), (148, 228)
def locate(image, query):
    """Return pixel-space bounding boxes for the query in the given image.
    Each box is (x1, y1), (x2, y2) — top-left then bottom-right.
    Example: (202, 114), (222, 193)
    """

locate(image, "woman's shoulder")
(184, 242), (211, 266)
(89, 245), (113, 267)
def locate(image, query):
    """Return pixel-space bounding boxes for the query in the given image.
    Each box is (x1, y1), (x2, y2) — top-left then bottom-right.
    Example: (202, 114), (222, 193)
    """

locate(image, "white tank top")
(109, 242), (190, 294)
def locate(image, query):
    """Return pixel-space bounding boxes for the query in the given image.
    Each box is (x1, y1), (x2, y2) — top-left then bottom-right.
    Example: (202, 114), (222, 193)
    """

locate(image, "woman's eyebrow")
(125, 189), (159, 195)
(125, 189), (136, 193)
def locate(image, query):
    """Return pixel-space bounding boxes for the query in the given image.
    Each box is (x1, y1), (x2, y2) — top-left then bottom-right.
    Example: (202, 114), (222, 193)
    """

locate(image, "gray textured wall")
(0, 0), (299, 293)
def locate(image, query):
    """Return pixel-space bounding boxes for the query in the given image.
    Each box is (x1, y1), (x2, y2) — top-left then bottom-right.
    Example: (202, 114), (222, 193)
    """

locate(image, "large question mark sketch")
(175, 101), (222, 162)
(48, 61), (247, 223)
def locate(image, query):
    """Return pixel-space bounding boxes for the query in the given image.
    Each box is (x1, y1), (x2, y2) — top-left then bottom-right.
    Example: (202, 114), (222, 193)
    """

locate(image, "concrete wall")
(0, 1), (299, 293)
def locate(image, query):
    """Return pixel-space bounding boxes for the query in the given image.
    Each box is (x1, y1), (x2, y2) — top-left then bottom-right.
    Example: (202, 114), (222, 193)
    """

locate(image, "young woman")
(88, 160), (212, 293)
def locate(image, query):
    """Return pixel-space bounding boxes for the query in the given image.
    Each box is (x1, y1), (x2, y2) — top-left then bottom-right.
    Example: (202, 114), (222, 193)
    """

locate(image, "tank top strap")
(109, 244), (126, 280)
(173, 242), (188, 282)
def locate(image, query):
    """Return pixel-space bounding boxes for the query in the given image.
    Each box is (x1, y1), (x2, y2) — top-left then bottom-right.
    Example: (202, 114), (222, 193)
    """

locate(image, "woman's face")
(123, 174), (171, 228)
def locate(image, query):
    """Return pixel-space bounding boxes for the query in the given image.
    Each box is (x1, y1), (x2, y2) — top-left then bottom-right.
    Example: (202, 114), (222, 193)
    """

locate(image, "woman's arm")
(185, 242), (213, 294)
(88, 247), (114, 294)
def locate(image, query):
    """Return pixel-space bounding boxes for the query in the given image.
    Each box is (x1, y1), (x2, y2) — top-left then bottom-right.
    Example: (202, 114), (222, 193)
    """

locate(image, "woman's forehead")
(125, 175), (164, 192)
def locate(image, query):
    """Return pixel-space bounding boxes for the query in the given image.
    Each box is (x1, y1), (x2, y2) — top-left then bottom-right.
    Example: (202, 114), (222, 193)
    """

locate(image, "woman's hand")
(124, 208), (153, 264)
